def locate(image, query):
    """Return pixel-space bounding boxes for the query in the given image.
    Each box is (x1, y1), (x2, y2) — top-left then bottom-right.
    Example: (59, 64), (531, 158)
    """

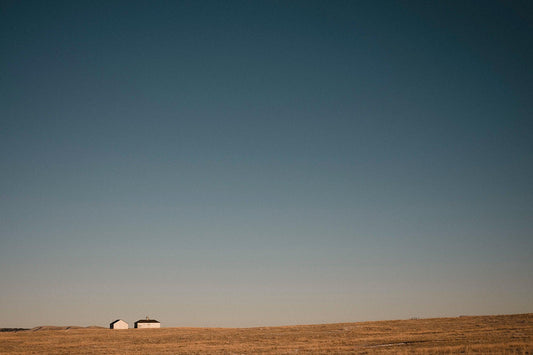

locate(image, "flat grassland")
(0, 313), (531, 354)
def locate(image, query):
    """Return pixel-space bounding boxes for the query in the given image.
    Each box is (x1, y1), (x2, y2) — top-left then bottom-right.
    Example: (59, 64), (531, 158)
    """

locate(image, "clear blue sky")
(1, 0), (532, 328)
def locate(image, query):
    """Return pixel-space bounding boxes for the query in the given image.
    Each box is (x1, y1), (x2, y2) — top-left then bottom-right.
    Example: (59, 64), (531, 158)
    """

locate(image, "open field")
(0, 313), (531, 354)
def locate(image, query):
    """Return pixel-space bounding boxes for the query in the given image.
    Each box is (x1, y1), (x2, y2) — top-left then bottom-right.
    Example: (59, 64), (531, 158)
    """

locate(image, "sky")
(1, 0), (532, 328)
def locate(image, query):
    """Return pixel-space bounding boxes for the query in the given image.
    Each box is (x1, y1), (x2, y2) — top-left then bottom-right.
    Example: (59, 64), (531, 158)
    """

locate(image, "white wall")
(136, 322), (160, 328)
(111, 320), (128, 329)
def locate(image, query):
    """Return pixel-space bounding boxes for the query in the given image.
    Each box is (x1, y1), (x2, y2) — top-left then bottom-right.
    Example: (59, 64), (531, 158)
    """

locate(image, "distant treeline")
(0, 328), (29, 332)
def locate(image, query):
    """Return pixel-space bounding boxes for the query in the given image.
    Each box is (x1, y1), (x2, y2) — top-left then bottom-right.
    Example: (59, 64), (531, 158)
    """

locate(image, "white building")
(134, 317), (160, 329)
(110, 319), (129, 329)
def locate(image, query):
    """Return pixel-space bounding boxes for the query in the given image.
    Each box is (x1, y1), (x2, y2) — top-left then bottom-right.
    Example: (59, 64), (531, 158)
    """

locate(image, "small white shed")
(134, 317), (160, 328)
(110, 319), (128, 329)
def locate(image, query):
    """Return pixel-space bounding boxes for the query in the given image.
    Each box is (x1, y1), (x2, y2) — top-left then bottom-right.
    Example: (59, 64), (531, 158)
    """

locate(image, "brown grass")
(0, 313), (531, 354)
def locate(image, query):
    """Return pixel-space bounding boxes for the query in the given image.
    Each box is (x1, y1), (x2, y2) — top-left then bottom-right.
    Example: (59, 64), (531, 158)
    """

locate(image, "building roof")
(135, 319), (160, 323)
(110, 319), (126, 325)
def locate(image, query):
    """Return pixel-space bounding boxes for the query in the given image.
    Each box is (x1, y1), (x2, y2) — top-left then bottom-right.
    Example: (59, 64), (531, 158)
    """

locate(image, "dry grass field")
(0, 313), (531, 354)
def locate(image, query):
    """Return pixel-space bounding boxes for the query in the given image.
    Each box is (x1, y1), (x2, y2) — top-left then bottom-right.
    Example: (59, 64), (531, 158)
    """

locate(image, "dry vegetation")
(0, 313), (531, 354)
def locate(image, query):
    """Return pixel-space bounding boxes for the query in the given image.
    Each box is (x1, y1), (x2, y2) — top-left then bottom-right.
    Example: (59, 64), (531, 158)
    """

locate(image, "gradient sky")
(1, 0), (532, 328)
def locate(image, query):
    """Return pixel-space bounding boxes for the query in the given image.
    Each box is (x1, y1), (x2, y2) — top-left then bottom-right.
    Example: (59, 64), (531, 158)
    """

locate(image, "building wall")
(136, 322), (160, 328)
(111, 320), (128, 329)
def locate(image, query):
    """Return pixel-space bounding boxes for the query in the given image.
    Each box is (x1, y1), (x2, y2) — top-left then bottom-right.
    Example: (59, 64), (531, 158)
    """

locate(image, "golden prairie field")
(0, 313), (531, 354)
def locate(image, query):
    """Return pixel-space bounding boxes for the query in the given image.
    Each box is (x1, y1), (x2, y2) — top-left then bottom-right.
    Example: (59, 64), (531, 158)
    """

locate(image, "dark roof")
(110, 319), (126, 325)
(135, 319), (160, 323)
